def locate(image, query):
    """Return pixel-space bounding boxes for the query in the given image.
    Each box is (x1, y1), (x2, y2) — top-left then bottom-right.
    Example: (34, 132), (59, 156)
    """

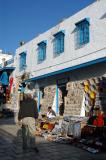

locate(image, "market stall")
(0, 68), (15, 118)
(35, 76), (106, 154)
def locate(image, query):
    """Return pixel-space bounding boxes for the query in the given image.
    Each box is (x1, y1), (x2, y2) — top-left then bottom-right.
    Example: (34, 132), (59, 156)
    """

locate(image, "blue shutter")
(38, 41), (46, 63)
(84, 21), (89, 43)
(19, 52), (26, 71)
(53, 31), (65, 55)
(60, 33), (64, 53)
(76, 19), (90, 46)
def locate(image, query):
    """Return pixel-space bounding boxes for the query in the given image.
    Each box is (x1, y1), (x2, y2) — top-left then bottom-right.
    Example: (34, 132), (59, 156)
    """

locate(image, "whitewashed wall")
(15, 0), (106, 79)
(0, 54), (13, 66)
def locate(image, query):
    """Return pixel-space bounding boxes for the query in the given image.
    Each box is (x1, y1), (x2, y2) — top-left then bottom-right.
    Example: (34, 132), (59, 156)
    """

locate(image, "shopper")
(18, 92), (39, 152)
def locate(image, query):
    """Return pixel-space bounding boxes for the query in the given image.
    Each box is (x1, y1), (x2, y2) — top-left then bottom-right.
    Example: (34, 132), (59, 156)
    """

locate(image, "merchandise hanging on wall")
(0, 71), (9, 86)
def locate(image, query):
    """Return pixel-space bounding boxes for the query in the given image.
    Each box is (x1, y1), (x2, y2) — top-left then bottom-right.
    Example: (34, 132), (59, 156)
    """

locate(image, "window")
(75, 18), (90, 47)
(37, 41), (46, 63)
(19, 52), (26, 71)
(53, 31), (65, 56)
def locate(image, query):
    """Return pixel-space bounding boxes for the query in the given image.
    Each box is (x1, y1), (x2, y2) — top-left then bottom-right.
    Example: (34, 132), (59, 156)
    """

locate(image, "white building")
(0, 50), (13, 67)
(15, 0), (106, 116)
(0, 49), (14, 77)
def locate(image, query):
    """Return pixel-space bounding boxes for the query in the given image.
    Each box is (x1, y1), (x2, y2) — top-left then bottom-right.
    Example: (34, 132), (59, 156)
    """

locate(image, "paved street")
(0, 118), (106, 160)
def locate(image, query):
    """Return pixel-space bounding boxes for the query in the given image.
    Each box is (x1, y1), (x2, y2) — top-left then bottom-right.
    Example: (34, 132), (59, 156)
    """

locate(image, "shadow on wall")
(100, 12), (106, 19)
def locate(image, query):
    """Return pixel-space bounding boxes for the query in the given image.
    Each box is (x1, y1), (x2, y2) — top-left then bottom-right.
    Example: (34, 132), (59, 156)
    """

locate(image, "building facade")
(15, 0), (106, 116)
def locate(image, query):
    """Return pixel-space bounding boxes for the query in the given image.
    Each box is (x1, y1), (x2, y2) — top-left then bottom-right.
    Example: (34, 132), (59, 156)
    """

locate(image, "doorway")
(58, 84), (67, 116)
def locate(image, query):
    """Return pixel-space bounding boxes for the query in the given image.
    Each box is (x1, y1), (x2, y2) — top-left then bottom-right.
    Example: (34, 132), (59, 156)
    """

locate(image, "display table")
(40, 120), (55, 131)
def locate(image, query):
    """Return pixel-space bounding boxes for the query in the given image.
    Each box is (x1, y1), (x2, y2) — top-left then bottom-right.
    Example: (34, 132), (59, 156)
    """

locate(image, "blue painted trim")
(37, 40), (47, 46)
(0, 67), (15, 72)
(75, 18), (90, 26)
(53, 30), (65, 37)
(43, 40), (47, 44)
(60, 30), (65, 34)
(19, 52), (26, 55)
(56, 85), (59, 114)
(25, 57), (106, 82)
(86, 17), (90, 24)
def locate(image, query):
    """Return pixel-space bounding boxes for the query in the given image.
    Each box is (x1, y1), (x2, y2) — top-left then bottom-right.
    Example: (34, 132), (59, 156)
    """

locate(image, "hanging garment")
(0, 71), (9, 85)
(9, 77), (13, 93)
(93, 114), (104, 127)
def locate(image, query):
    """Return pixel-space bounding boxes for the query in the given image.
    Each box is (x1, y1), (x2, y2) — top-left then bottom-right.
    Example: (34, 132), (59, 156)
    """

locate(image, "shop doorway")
(58, 84), (67, 116)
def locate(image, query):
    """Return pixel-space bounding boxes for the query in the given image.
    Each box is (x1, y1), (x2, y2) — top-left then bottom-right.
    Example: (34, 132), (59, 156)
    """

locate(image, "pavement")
(0, 118), (106, 160)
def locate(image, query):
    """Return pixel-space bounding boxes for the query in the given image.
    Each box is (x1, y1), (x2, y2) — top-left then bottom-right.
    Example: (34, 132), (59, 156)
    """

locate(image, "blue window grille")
(37, 41), (46, 63)
(53, 31), (65, 55)
(75, 18), (90, 47)
(19, 52), (26, 71)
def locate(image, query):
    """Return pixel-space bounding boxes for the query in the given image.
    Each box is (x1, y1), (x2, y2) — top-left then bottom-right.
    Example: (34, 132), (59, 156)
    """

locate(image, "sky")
(0, 0), (94, 55)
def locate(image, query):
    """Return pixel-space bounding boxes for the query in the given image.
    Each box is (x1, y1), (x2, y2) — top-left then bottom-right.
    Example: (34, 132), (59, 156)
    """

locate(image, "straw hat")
(84, 80), (89, 86)
(94, 77), (100, 84)
(90, 91), (96, 99)
(90, 84), (97, 92)
(84, 85), (89, 93)
(89, 79), (95, 85)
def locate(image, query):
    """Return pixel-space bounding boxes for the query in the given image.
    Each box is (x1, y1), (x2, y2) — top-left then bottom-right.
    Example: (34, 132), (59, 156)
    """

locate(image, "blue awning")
(25, 57), (106, 82)
(0, 67), (15, 72)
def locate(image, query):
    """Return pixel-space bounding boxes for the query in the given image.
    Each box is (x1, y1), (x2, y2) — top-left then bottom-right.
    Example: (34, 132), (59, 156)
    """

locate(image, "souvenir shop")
(0, 67), (15, 117)
(25, 60), (106, 153)
(33, 74), (106, 153)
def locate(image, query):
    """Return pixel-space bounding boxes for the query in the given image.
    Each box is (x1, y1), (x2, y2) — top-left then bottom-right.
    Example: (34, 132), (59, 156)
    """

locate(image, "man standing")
(18, 92), (39, 152)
